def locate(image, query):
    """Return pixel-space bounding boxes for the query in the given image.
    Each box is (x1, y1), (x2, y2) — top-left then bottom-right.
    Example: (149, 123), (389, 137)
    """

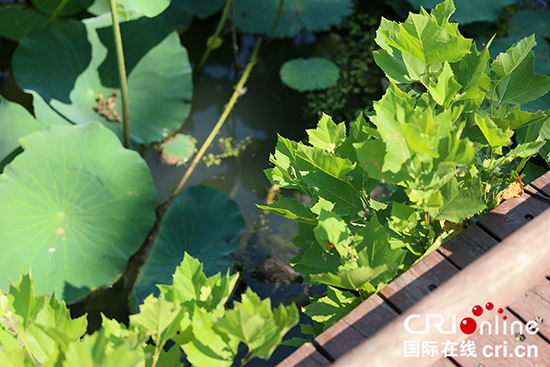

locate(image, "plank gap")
(311, 340), (335, 363)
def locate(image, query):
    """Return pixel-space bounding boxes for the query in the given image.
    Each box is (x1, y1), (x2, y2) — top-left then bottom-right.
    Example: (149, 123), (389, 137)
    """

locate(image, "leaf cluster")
(0, 255), (299, 367)
(263, 0), (550, 336)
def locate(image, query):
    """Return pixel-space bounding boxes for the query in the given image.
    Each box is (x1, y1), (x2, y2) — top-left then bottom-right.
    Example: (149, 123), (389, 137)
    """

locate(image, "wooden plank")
(530, 171), (550, 197)
(342, 294), (398, 339)
(330, 207), (550, 367)
(450, 312), (550, 367)
(276, 342), (331, 367)
(380, 251), (459, 311)
(438, 224), (499, 270)
(314, 318), (368, 360)
(477, 191), (550, 240)
(508, 278), (550, 342)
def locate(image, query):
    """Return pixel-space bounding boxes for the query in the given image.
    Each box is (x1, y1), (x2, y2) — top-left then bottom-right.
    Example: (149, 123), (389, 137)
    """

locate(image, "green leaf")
(0, 97), (43, 163)
(493, 110), (550, 131)
(435, 177), (485, 222)
(159, 133), (197, 166)
(400, 122), (440, 157)
(429, 61), (462, 108)
(234, 0), (353, 38)
(13, 15), (192, 148)
(313, 210), (352, 256)
(306, 113), (347, 153)
(280, 58), (340, 92)
(355, 215), (408, 284)
(93, 0), (170, 19)
(489, 35), (550, 108)
(296, 144), (355, 180)
(475, 114), (513, 148)
(133, 186), (244, 305)
(63, 328), (145, 367)
(163, 0), (226, 18)
(354, 139), (411, 182)
(378, 6), (471, 66)
(0, 6), (67, 41)
(258, 194), (317, 224)
(302, 170), (364, 218)
(309, 265), (387, 291)
(130, 295), (184, 348)
(181, 307), (239, 367)
(31, 0), (91, 16)
(0, 348), (36, 367)
(0, 123), (157, 302)
(304, 286), (361, 332)
(160, 254), (238, 313)
(372, 84), (414, 172)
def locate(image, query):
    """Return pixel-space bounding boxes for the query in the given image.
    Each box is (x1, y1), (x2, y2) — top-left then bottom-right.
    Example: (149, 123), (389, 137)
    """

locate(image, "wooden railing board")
(314, 318), (369, 360)
(530, 171), (550, 197)
(276, 342), (331, 367)
(438, 224), (499, 269)
(380, 251), (459, 311)
(508, 279), (550, 341)
(339, 294), (398, 339)
(476, 191), (550, 240)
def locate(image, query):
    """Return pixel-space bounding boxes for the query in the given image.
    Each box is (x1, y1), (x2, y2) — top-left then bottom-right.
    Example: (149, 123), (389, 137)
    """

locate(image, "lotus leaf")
(0, 122), (158, 302)
(159, 133), (197, 166)
(0, 97), (43, 164)
(0, 6), (66, 41)
(165, 0), (226, 19)
(280, 58), (340, 92)
(133, 185), (245, 304)
(234, 0), (353, 38)
(31, 0), (92, 17)
(13, 15), (192, 148)
(87, 0), (170, 19)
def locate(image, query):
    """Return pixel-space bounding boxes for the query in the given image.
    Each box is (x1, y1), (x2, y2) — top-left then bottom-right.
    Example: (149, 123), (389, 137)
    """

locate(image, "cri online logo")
(405, 302), (540, 336)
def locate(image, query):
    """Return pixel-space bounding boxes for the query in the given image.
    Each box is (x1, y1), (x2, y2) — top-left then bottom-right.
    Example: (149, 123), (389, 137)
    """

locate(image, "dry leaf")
(496, 174), (524, 204)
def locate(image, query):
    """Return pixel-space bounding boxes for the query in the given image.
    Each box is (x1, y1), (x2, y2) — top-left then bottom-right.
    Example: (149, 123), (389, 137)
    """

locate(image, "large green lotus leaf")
(234, 0), (353, 38)
(166, 0), (226, 19)
(31, 0), (92, 16)
(0, 6), (67, 41)
(88, 0), (170, 19)
(133, 185), (245, 304)
(13, 15), (192, 148)
(0, 97), (43, 164)
(280, 58), (340, 92)
(404, 0), (517, 25)
(0, 122), (158, 302)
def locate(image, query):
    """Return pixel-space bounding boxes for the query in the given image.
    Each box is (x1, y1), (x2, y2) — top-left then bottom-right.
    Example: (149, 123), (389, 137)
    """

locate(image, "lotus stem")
(173, 38), (263, 197)
(195, 0), (232, 74)
(45, 0), (69, 27)
(108, 0), (131, 149)
(266, 0), (284, 45)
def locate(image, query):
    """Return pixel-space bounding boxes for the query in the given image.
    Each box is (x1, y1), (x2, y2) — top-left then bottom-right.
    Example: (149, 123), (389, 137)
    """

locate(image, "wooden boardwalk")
(278, 172), (550, 367)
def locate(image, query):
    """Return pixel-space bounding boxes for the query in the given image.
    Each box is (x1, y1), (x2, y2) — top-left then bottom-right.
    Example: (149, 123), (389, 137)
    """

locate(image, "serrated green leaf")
(63, 328), (145, 367)
(354, 139), (411, 182)
(302, 170), (364, 218)
(475, 114), (513, 148)
(130, 295), (184, 351)
(435, 177), (485, 222)
(181, 307), (239, 367)
(378, 7), (471, 66)
(281, 337), (309, 347)
(257, 194), (317, 224)
(400, 122), (440, 157)
(296, 144), (355, 180)
(7, 274), (46, 331)
(0, 348), (36, 367)
(304, 286), (361, 332)
(493, 110), (549, 131)
(429, 61), (462, 108)
(489, 35), (550, 108)
(372, 84), (414, 171)
(309, 265), (387, 291)
(306, 113), (347, 152)
(313, 210), (352, 256)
